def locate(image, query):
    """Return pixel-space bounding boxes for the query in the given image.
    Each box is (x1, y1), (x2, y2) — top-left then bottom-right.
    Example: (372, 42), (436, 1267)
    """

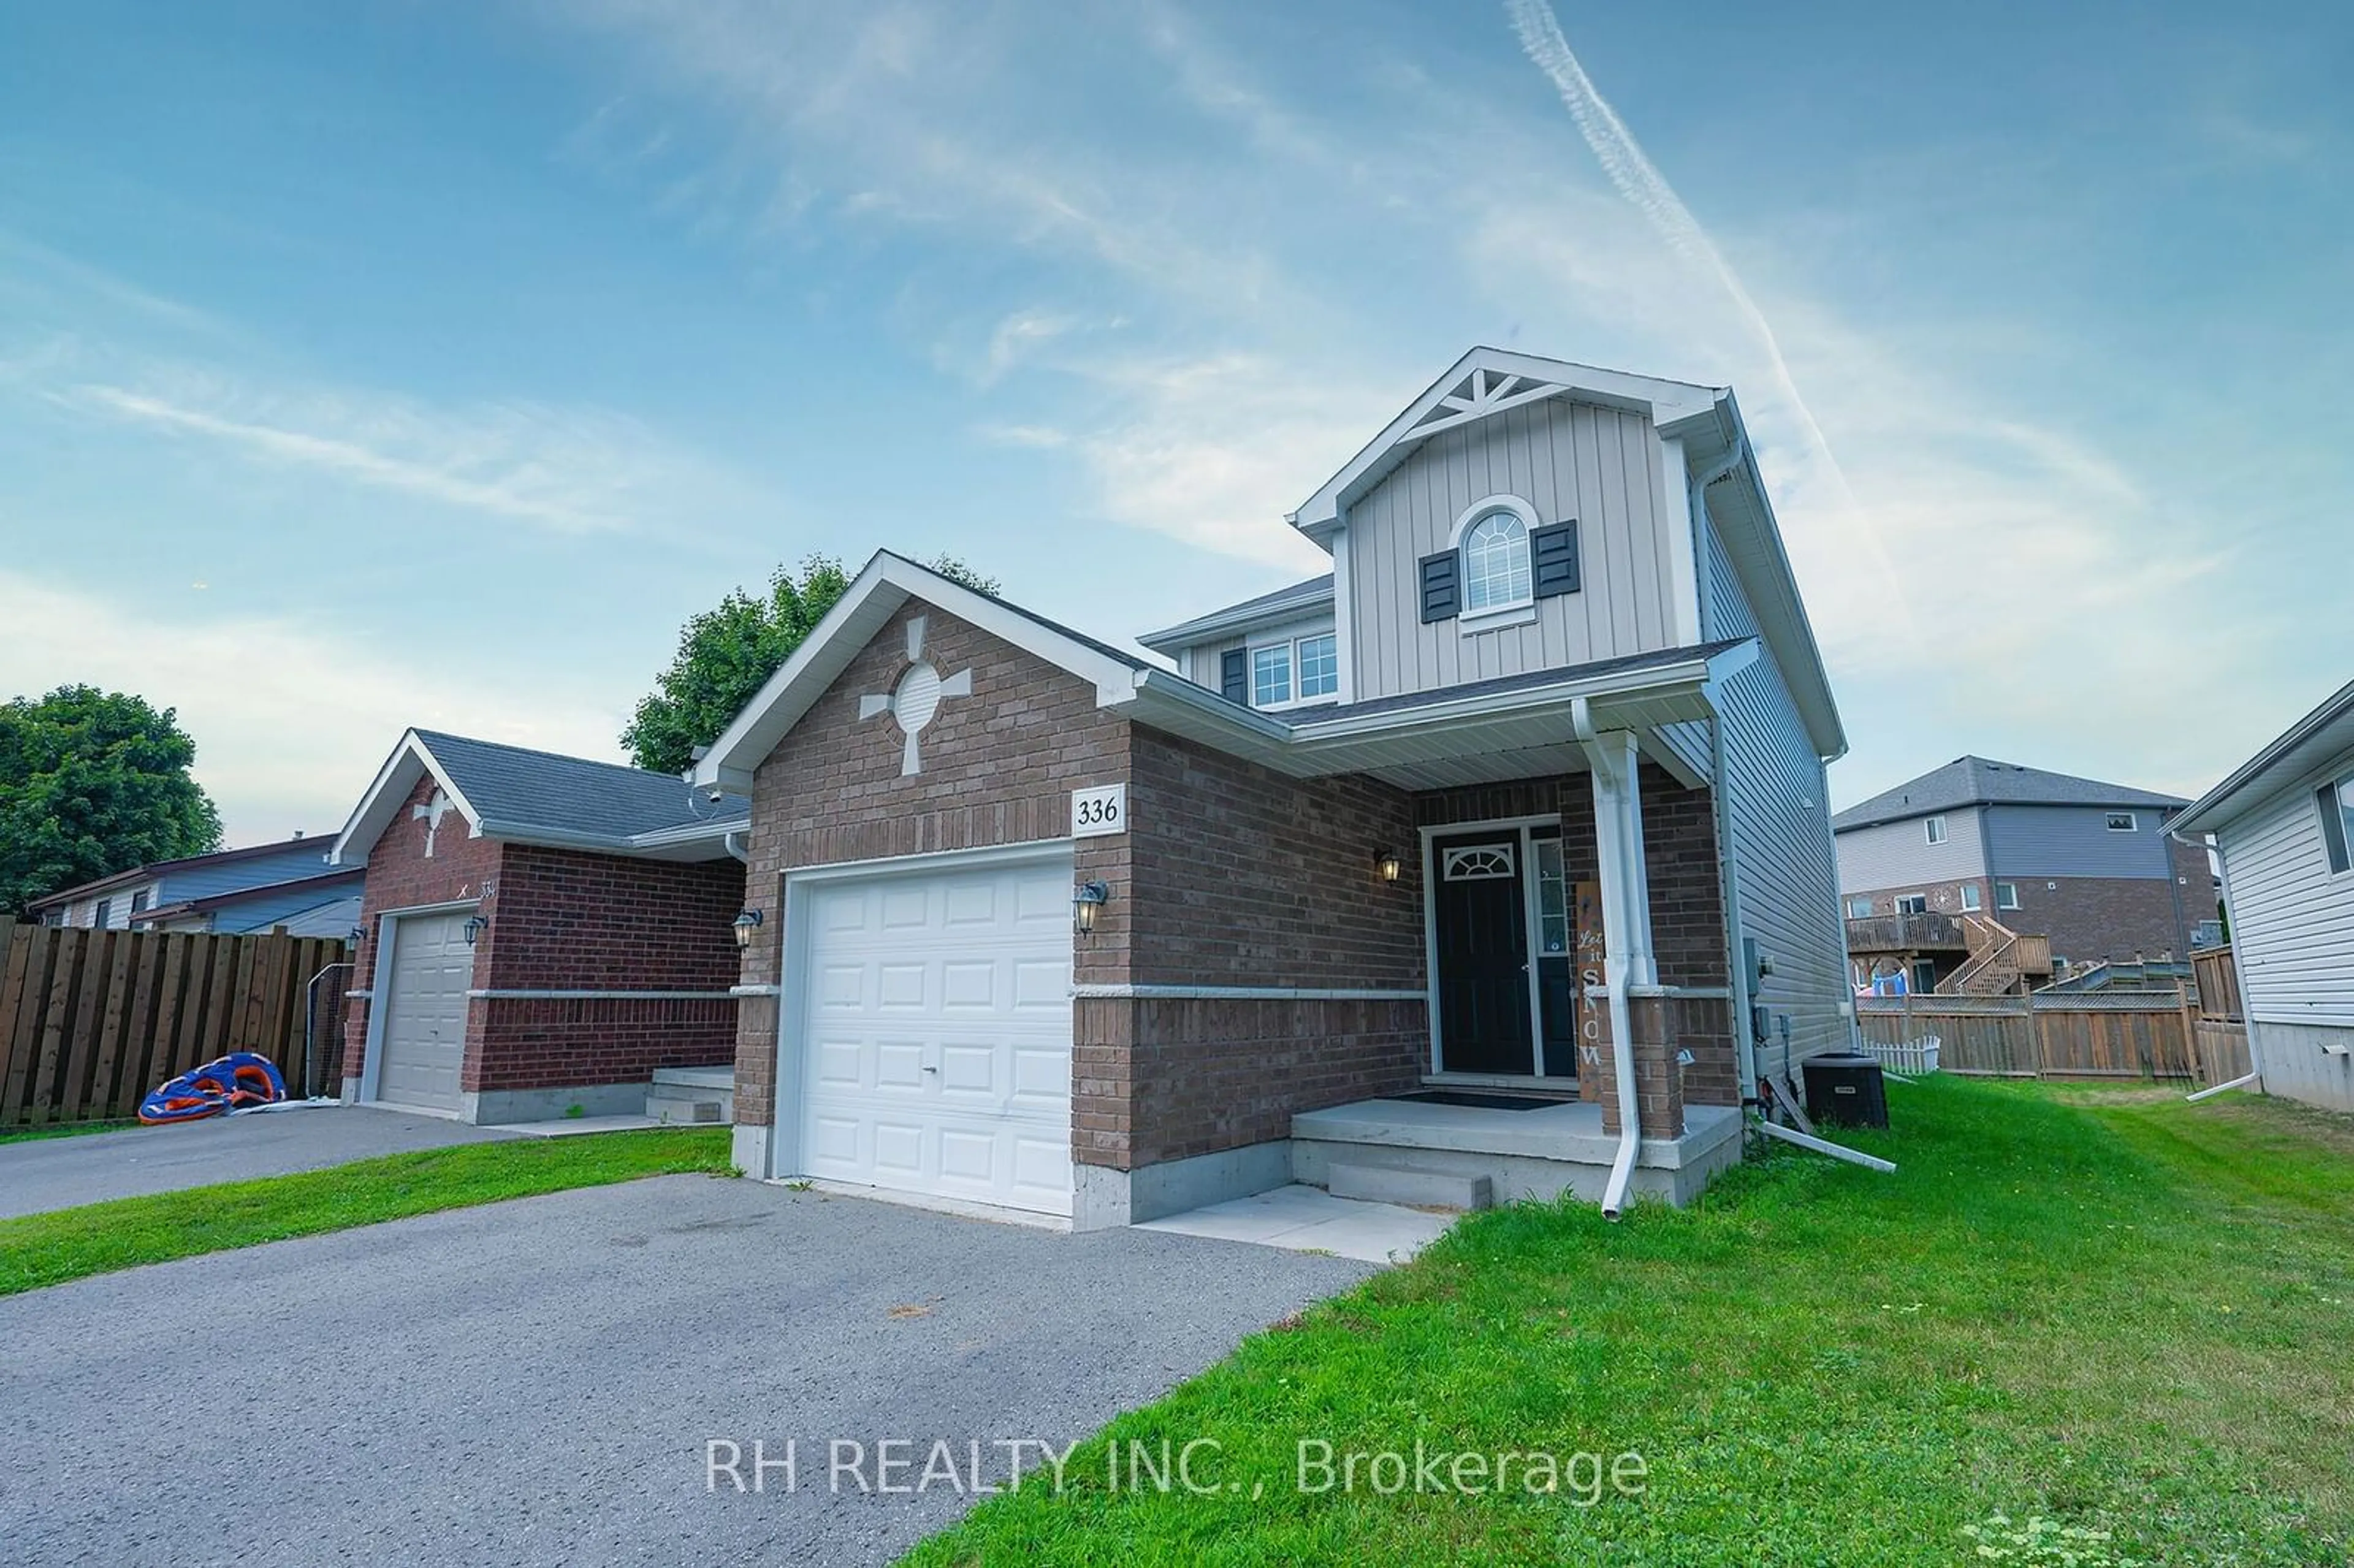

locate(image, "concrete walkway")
(1135, 1184), (1457, 1262)
(0, 1174), (1371, 1567)
(0, 1105), (519, 1219)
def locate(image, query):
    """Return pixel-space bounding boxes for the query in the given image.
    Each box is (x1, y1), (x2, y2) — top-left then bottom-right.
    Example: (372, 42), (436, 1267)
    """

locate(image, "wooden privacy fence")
(2191, 945), (2241, 1021)
(1856, 992), (2198, 1080)
(0, 919), (352, 1127)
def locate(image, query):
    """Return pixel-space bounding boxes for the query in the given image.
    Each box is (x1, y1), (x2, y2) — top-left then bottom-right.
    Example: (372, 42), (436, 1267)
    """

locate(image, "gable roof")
(1137, 574), (1334, 654)
(1831, 756), (2188, 832)
(1289, 348), (1724, 536)
(332, 730), (749, 866)
(26, 833), (333, 914)
(691, 551), (1148, 794)
(1286, 347), (1843, 761)
(2173, 676), (2354, 837)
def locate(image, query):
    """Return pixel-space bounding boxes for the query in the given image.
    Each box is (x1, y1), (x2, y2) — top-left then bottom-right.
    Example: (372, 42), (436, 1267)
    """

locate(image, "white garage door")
(796, 853), (1074, 1216)
(377, 910), (476, 1111)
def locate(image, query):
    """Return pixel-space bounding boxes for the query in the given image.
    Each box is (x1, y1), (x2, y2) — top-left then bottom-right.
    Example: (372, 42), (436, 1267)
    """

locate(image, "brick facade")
(343, 773), (743, 1100)
(726, 593), (1742, 1182)
(734, 600), (1130, 1128)
(1848, 846), (2211, 970)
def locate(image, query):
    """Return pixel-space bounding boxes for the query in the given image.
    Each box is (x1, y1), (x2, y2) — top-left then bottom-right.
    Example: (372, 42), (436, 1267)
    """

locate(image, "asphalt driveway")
(0, 1106), (518, 1220)
(0, 1174), (1373, 1567)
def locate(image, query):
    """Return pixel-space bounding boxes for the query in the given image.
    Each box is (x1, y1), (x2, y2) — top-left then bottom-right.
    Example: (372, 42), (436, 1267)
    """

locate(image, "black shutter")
(1219, 647), (1248, 704)
(1418, 550), (1459, 623)
(1532, 520), (1580, 598)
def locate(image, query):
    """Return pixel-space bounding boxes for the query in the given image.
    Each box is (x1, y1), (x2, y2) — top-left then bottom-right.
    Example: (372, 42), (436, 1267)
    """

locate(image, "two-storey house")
(632, 348), (1851, 1227)
(1834, 756), (2214, 994)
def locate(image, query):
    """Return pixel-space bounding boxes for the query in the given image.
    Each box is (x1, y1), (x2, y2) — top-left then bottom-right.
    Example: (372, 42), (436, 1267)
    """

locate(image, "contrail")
(1504, 0), (1905, 618)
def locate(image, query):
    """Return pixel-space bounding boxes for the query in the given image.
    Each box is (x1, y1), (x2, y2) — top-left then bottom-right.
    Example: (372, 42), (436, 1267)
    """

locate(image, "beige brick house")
(696, 347), (1853, 1228)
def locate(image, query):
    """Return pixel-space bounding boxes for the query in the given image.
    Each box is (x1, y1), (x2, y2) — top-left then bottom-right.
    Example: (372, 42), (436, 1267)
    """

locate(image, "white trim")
(1420, 813), (1566, 1077)
(330, 731), (486, 867)
(693, 552), (1144, 793)
(1070, 984), (1425, 1001)
(2104, 811), (2137, 832)
(771, 838), (1077, 1188)
(464, 988), (740, 1000)
(1659, 433), (1701, 645)
(729, 983), (781, 997)
(344, 989), (375, 1000)
(1331, 518), (1357, 705)
(357, 897), (481, 1105)
(1450, 494), (1539, 625)
(1289, 347), (1722, 531)
(1924, 815), (1948, 845)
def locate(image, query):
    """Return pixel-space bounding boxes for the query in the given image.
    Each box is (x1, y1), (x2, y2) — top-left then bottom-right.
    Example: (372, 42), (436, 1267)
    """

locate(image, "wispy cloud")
(37, 359), (755, 536)
(0, 569), (627, 843)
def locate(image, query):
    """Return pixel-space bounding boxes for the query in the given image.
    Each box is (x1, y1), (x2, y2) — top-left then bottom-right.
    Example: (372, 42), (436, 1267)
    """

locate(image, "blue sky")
(3, 1), (2347, 843)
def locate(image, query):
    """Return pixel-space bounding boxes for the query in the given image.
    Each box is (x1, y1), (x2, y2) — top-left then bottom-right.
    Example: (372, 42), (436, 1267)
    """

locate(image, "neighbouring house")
(2171, 677), (2354, 1114)
(330, 729), (748, 1124)
(129, 867), (366, 936)
(691, 347), (1854, 1228)
(26, 834), (354, 934)
(1834, 757), (2214, 995)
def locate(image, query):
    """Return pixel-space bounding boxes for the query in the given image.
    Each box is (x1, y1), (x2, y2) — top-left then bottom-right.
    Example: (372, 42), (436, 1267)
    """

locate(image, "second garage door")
(796, 852), (1074, 1216)
(377, 910), (476, 1112)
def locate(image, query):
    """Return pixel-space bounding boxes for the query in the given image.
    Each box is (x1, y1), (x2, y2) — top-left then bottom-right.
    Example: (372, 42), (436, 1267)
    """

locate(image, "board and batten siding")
(1698, 508), (1852, 1078)
(1983, 805), (2174, 880)
(1343, 398), (1678, 702)
(1835, 810), (1988, 894)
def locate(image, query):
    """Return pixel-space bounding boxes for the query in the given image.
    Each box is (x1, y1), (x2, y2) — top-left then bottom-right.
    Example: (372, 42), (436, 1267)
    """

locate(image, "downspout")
(723, 831), (750, 864)
(1688, 436), (1757, 1108)
(1572, 696), (1643, 1221)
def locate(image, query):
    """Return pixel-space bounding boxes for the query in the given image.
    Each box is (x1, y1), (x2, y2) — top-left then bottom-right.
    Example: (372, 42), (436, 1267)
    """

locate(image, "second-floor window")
(1461, 511), (1532, 614)
(1924, 815), (1948, 845)
(1297, 634), (1338, 699)
(1251, 644), (1292, 707)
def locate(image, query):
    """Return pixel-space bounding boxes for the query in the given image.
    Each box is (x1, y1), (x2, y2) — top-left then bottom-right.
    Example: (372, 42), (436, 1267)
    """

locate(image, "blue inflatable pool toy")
(139, 1052), (289, 1125)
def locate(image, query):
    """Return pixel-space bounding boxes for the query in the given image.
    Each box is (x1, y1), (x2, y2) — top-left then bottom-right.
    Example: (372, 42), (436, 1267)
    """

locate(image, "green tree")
(0, 686), (224, 915)
(622, 554), (1000, 776)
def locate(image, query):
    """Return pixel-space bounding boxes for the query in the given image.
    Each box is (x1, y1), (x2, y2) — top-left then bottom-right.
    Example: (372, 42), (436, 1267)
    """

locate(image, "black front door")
(1432, 833), (1534, 1075)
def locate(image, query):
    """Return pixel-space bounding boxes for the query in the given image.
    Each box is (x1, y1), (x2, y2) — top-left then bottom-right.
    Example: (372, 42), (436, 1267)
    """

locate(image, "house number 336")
(1072, 783), (1128, 839)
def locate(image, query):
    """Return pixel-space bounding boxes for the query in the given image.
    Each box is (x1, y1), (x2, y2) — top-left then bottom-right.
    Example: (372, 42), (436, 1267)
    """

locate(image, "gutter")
(1571, 696), (1644, 1221)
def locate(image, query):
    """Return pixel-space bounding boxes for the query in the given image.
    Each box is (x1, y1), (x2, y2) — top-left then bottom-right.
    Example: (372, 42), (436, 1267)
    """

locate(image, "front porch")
(1292, 1092), (1745, 1209)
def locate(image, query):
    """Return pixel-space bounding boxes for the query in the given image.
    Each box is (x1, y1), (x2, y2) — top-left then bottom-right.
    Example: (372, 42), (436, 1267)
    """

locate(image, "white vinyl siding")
(1344, 397), (1677, 701)
(2215, 769), (2354, 1029)
(1698, 508), (1853, 1078)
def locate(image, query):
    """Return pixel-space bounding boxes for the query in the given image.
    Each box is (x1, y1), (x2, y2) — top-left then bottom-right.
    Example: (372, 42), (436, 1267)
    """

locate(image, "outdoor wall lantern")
(462, 915), (490, 947)
(731, 908), (764, 950)
(1375, 848), (1403, 883)
(1072, 881), (1111, 935)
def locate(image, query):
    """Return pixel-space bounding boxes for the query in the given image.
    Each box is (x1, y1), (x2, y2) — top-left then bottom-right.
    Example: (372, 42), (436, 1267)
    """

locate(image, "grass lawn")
(0, 1127), (733, 1296)
(0, 1119), (140, 1144)
(906, 1078), (2354, 1567)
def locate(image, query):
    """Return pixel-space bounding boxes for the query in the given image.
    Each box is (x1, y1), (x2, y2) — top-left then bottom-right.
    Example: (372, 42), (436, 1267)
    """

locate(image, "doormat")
(1384, 1089), (1570, 1111)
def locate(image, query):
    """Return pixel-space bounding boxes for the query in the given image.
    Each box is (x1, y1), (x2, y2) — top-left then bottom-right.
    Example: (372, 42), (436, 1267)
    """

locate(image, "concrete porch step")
(647, 1065), (734, 1127)
(1326, 1160), (1493, 1212)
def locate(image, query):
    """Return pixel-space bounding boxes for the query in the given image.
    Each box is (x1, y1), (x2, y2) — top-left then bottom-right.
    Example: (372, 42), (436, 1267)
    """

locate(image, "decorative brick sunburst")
(858, 615), (972, 776)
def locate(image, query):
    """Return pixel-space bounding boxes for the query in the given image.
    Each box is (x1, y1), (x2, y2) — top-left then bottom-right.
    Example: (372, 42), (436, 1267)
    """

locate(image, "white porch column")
(1587, 728), (1656, 989)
